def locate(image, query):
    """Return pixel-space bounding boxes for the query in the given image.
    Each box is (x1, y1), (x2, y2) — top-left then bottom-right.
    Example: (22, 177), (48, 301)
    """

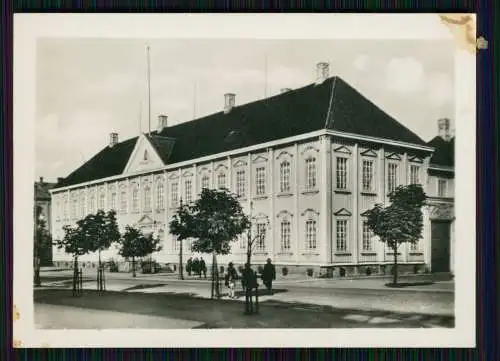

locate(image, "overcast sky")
(36, 38), (455, 182)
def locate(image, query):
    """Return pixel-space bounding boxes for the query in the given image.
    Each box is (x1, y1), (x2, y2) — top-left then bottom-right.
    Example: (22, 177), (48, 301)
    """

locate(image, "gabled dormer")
(123, 133), (175, 174)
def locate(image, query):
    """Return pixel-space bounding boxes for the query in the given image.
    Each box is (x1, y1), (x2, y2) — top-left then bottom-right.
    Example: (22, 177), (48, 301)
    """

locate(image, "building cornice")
(428, 164), (454, 172)
(50, 128), (435, 194)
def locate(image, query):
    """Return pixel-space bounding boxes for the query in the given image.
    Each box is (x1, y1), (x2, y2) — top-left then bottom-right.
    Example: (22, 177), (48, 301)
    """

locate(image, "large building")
(50, 63), (455, 276)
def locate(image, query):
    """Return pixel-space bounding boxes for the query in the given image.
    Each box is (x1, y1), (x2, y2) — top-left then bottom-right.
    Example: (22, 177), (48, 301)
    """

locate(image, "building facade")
(50, 63), (454, 276)
(35, 177), (59, 266)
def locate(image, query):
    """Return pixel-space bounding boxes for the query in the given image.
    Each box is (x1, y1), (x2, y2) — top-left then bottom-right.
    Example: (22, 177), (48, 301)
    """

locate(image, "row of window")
(55, 159), (425, 220)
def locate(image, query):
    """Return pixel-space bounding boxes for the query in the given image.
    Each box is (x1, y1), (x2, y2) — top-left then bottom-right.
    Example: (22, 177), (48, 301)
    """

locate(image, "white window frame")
(79, 196), (85, 218)
(255, 167), (266, 196)
(336, 219), (348, 252)
(336, 157), (348, 190)
(305, 219), (317, 250)
(201, 175), (210, 191)
(362, 159), (374, 192)
(280, 160), (291, 193)
(143, 186), (152, 211)
(362, 220), (373, 251)
(110, 192), (117, 211)
(280, 219), (291, 251)
(120, 189), (127, 213)
(171, 182), (179, 208)
(217, 172), (226, 189)
(98, 193), (105, 211)
(305, 157), (317, 190)
(184, 179), (192, 203)
(156, 182), (164, 210)
(236, 169), (246, 198)
(438, 178), (447, 197)
(131, 187), (139, 212)
(256, 222), (266, 251)
(88, 194), (95, 215)
(409, 164), (421, 185)
(387, 162), (398, 193)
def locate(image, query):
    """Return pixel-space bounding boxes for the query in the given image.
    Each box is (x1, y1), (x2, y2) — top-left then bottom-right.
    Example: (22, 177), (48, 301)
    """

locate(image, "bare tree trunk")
(210, 253), (215, 299)
(132, 257), (136, 277)
(393, 244), (398, 285)
(98, 249), (102, 269)
(213, 252), (220, 299)
(179, 239), (184, 280)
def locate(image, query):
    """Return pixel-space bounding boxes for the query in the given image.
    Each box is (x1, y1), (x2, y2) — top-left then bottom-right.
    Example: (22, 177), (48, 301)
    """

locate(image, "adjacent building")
(49, 63), (455, 276)
(35, 177), (59, 266)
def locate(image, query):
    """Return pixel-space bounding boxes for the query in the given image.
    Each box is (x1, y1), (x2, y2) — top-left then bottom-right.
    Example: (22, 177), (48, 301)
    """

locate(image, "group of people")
(224, 258), (276, 299)
(185, 257), (207, 278)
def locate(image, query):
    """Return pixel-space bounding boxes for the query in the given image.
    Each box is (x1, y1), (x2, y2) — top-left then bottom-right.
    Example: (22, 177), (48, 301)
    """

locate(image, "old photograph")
(14, 14), (476, 348)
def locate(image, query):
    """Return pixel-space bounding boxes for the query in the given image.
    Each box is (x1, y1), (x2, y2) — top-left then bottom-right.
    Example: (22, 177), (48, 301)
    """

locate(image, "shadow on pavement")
(122, 284), (169, 292)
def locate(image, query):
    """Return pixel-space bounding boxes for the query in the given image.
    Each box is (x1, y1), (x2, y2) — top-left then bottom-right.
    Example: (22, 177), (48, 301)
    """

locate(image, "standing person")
(262, 258), (276, 295)
(192, 257), (200, 278)
(241, 263), (256, 314)
(186, 257), (193, 277)
(200, 257), (207, 278)
(225, 262), (238, 299)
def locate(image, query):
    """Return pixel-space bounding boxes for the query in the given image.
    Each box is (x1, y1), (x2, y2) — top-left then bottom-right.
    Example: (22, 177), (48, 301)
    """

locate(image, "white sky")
(36, 38), (455, 181)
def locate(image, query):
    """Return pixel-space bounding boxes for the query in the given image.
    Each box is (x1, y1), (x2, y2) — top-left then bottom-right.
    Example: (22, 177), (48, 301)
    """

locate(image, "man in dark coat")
(186, 257), (193, 276)
(192, 257), (200, 277)
(199, 257), (207, 278)
(262, 258), (276, 294)
(242, 263), (258, 314)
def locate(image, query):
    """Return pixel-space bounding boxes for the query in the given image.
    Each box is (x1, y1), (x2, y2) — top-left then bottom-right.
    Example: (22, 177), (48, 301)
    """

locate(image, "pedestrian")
(225, 262), (238, 299)
(193, 257), (200, 277)
(186, 257), (193, 276)
(241, 263), (256, 314)
(200, 257), (207, 278)
(262, 258), (276, 294)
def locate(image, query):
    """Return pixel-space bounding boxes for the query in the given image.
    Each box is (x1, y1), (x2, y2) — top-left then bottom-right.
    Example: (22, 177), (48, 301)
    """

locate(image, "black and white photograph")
(15, 14), (475, 348)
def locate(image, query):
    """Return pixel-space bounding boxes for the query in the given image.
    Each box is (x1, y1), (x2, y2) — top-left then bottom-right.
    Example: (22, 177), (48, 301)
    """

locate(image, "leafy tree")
(54, 222), (92, 277)
(117, 225), (162, 277)
(79, 210), (121, 269)
(169, 188), (250, 299)
(364, 184), (427, 285)
(34, 205), (53, 285)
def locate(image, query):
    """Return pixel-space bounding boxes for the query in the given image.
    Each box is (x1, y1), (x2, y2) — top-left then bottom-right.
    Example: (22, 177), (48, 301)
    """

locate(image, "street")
(34, 270), (455, 329)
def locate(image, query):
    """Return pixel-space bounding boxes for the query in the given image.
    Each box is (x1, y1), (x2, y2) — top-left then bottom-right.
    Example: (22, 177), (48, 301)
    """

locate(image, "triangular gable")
(334, 145), (352, 155)
(360, 149), (378, 158)
(301, 145), (320, 156)
(409, 155), (424, 164)
(123, 134), (165, 174)
(334, 208), (352, 216)
(276, 150), (293, 160)
(233, 159), (247, 168)
(385, 152), (402, 161)
(252, 155), (268, 164)
(136, 214), (154, 226)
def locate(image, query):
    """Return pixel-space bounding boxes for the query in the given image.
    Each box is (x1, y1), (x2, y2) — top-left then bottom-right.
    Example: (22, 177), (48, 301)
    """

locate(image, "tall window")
(132, 188), (139, 212)
(172, 235), (179, 251)
(110, 192), (117, 210)
(305, 219), (317, 250)
(438, 179), (447, 197)
(185, 180), (192, 203)
(99, 193), (105, 210)
(236, 170), (246, 198)
(239, 234), (246, 249)
(201, 175), (210, 190)
(280, 161), (291, 193)
(171, 183), (178, 207)
(64, 197), (69, 219)
(336, 157), (348, 189)
(143, 186), (151, 211)
(156, 183), (164, 209)
(71, 198), (77, 218)
(336, 220), (347, 252)
(88, 195), (95, 214)
(306, 157), (317, 189)
(256, 167), (266, 195)
(217, 172), (226, 189)
(362, 221), (373, 251)
(388, 163), (398, 193)
(280, 220), (291, 251)
(362, 159), (374, 192)
(79, 197), (85, 218)
(410, 165), (420, 185)
(256, 223), (266, 251)
(120, 190), (127, 213)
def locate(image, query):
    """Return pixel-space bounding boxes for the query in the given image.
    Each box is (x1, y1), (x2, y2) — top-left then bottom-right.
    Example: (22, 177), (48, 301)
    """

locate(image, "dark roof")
(54, 76), (428, 189)
(427, 136), (454, 167)
(35, 181), (57, 200)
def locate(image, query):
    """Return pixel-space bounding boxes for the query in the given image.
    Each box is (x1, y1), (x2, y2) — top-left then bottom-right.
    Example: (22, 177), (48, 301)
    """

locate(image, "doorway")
(431, 221), (451, 273)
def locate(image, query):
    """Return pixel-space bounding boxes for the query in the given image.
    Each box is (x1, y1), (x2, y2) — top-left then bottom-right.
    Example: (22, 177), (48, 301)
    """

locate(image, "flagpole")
(147, 44), (151, 134)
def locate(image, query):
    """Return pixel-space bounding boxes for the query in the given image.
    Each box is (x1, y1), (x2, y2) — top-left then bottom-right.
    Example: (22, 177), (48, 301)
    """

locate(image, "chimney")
(39, 176), (44, 184)
(438, 118), (451, 141)
(157, 114), (168, 132)
(315, 62), (330, 84)
(280, 88), (292, 94)
(224, 93), (236, 114)
(109, 132), (119, 147)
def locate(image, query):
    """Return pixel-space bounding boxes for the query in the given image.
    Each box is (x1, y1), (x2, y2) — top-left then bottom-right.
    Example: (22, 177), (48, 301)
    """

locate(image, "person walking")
(186, 257), (193, 277)
(225, 262), (238, 299)
(200, 257), (207, 278)
(242, 263), (257, 314)
(262, 258), (276, 295)
(192, 257), (200, 277)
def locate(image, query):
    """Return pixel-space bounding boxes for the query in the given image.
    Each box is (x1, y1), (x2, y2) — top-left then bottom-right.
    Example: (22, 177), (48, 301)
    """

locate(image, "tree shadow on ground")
(385, 281), (435, 288)
(233, 288), (288, 298)
(122, 284), (169, 292)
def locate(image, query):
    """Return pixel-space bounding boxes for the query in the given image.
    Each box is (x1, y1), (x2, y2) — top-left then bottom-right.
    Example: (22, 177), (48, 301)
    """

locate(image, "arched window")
(156, 182), (164, 209)
(280, 160), (291, 193)
(305, 219), (317, 249)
